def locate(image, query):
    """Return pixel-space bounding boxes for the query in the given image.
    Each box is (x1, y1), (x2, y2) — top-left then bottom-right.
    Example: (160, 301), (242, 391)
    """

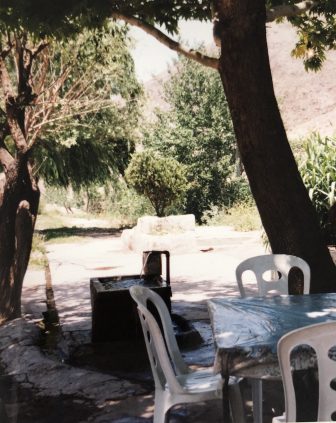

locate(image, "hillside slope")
(144, 22), (336, 140)
(268, 22), (336, 139)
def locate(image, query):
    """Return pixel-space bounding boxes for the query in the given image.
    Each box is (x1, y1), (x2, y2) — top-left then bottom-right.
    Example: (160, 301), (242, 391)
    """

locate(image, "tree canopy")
(0, 0), (211, 36)
(32, 23), (142, 189)
(0, 23), (142, 189)
(1, 1), (335, 71)
(144, 56), (237, 221)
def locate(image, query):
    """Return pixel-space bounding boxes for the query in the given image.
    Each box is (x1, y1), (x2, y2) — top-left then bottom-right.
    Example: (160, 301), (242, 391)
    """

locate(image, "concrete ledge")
(137, 214), (195, 234)
(121, 214), (198, 254)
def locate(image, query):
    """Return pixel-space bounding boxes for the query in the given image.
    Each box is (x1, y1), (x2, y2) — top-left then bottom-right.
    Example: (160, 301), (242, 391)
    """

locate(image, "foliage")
(125, 150), (188, 217)
(0, 1), (211, 38)
(299, 133), (336, 243)
(73, 180), (154, 219)
(35, 138), (135, 190)
(105, 179), (154, 225)
(2, 0), (335, 73)
(202, 202), (261, 232)
(144, 56), (236, 221)
(225, 176), (254, 208)
(42, 180), (154, 226)
(0, 24), (142, 191)
(288, 1), (336, 71)
(31, 23), (142, 190)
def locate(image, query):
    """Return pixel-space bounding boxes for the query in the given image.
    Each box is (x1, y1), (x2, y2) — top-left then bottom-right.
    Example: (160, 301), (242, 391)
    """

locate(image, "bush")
(105, 180), (154, 226)
(125, 151), (188, 217)
(41, 179), (154, 227)
(299, 133), (336, 243)
(225, 176), (253, 207)
(202, 202), (261, 231)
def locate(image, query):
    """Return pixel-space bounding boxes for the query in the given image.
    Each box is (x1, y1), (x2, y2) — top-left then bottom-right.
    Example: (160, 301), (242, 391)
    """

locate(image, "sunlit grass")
(30, 233), (48, 268)
(203, 203), (261, 232)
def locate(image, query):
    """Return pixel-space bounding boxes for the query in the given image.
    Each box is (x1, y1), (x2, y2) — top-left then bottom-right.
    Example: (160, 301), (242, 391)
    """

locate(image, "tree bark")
(0, 158), (40, 322)
(214, 0), (336, 292)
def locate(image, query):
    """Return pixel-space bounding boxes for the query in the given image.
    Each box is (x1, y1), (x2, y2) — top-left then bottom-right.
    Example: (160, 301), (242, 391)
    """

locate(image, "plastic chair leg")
(251, 379), (263, 423)
(153, 404), (167, 423)
(153, 390), (170, 423)
(272, 413), (286, 423)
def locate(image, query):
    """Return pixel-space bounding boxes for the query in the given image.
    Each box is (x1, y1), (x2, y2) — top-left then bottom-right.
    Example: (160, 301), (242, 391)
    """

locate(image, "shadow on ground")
(0, 367), (98, 423)
(37, 227), (127, 241)
(57, 296), (285, 423)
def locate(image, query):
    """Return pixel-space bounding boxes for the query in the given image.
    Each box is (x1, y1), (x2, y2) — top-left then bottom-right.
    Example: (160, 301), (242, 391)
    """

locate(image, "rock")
(137, 215), (195, 234)
(121, 215), (197, 254)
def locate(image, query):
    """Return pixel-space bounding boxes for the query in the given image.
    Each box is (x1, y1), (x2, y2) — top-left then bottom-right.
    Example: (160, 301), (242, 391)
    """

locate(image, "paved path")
(45, 227), (265, 331)
(0, 226), (282, 423)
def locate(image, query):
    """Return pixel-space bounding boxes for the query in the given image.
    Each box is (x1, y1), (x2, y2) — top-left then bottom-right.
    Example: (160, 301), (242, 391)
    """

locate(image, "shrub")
(202, 202), (261, 231)
(225, 176), (253, 207)
(106, 180), (154, 226)
(299, 133), (336, 243)
(125, 150), (188, 217)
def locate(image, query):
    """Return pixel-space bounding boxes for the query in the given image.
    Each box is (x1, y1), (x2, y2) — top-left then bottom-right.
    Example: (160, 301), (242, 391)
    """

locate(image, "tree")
(2, 0), (336, 294)
(144, 56), (236, 222)
(214, 0), (336, 293)
(125, 151), (188, 217)
(0, 24), (141, 322)
(34, 24), (142, 189)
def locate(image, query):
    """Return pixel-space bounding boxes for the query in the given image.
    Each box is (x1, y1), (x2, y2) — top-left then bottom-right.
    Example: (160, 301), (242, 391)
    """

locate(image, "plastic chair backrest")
(129, 285), (189, 393)
(235, 254), (310, 297)
(277, 321), (336, 422)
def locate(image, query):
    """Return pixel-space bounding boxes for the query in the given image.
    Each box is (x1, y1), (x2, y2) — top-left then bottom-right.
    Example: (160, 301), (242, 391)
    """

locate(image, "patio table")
(207, 293), (336, 422)
(208, 293), (336, 378)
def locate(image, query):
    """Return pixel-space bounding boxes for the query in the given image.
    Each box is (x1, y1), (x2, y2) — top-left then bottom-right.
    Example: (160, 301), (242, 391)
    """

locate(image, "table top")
(208, 293), (336, 378)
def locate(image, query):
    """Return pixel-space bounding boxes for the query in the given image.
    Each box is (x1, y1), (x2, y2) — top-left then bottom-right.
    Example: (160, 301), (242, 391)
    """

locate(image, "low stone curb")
(0, 318), (148, 406)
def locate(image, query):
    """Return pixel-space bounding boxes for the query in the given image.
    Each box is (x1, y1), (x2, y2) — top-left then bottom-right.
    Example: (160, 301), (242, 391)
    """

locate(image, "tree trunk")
(0, 159), (40, 322)
(215, 0), (336, 292)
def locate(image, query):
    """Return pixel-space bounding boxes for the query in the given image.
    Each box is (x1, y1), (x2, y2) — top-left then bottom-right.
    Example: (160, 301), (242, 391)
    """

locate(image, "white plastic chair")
(235, 254), (311, 423)
(129, 285), (246, 423)
(273, 321), (336, 423)
(236, 254), (310, 298)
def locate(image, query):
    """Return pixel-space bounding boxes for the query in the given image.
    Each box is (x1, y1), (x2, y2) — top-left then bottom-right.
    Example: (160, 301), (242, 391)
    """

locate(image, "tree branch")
(111, 12), (219, 70)
(30, 100), (120, 132)
(32, 41), (49, 59)
(0, 57), (14, 99)
(0, 140), (14, 171)
(0, 58), (28, 154)
(266, 1), (317, 22)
